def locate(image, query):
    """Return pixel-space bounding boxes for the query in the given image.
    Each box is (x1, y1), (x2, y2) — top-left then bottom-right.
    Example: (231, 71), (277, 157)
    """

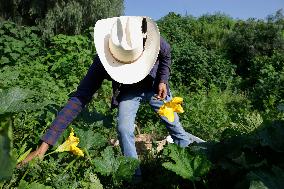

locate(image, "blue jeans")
(117, 89), (198, 160)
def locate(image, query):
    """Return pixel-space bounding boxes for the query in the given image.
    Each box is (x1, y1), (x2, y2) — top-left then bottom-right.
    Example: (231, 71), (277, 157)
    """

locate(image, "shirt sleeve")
(41, 97), (83, 146)
(70, 55), (107, 106)
(156, 37), (171, 85)
(41, 55), (107, 146)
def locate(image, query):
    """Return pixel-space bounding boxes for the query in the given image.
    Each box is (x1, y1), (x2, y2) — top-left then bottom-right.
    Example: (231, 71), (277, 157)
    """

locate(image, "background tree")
(0, 0), (124, 37)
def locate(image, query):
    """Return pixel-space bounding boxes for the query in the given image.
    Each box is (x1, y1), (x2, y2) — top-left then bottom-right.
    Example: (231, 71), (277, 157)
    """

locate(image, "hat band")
(108, 46), (144, 64)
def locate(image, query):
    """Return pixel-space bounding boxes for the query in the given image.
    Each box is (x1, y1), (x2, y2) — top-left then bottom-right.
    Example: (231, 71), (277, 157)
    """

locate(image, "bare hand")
(156, 82), (167, 100)
(17, 142), (49, 168)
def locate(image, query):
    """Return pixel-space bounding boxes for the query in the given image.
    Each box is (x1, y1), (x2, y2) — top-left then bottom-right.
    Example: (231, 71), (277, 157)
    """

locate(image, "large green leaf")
(76, 129), (107, 150)
(0, 87), (43, 115)
(162, 144), (211, 181)
(257, 121), (284, 152)
(93, 146), (115, 176)
(0, 87), (27, 114)
(248, 166), (284, 189)
(93, 146), (139, 184)
(0, 118), (16, 181)
(115, 156), (141, 182)
(249, 180), (269, 189)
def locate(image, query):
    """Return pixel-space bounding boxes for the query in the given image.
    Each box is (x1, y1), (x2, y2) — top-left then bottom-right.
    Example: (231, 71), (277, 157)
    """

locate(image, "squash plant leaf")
(93, 146), (118, 176)
(76, 129), (108, 150)
(0, 118), (16, 181)
(248, 166), (284, 189)
(115, 156), (140, 182)
(93, 146), (139, 184)
(0, 87), (42, 115)
(162, 144), (211, 181)
(0, 87), (27, 114)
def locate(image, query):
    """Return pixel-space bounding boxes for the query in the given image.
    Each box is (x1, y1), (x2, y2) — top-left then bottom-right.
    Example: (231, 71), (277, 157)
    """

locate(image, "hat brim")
(94, 16), (160, 84)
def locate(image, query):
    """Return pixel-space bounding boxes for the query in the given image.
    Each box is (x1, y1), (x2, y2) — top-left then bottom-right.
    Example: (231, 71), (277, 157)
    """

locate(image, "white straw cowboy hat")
(94, 16), (160, 84)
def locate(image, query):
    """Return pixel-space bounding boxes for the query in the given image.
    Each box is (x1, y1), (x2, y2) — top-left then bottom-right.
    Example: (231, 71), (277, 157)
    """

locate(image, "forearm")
(41, 97), (83, 146)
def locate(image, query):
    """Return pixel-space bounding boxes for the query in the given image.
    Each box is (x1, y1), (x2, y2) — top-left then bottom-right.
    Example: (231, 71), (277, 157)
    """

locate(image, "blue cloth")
(117, 89), (191, 159)
(117, 88), (192, 176)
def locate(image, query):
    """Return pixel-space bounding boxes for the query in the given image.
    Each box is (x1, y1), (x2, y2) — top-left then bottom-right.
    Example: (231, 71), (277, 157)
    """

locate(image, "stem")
(135, 123), (141, 135)
(202, 179), (209, 189)
(44, 150), (57, 157)
(0, 182), (4, 189)
(84, 148), (92, 164)
(20, 169), (29, 182)
(63, 157), (79, 173)
(193, 181), (196, 189)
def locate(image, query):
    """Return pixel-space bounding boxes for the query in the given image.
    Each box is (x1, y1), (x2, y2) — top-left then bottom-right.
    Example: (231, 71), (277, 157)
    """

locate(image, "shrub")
(176, 86), (259, 141)
(170, 39), (235, 91)
(250, 52), (284, 110)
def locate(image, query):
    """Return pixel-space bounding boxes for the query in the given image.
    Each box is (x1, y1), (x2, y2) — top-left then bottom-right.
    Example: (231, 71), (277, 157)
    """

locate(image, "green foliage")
(80, 172), (104, 189)
(0, 0), (124, 37)
(162, 144), (211, 181)
(17, 148), (32, 164)
(191, 120), (284, 189)
(250, 52), (284, 110)
(170, 39), (235, 90)
(248, 166), (284, 189)
(93, 146), (139, 186)
(1, 10), (284, 188)
(76, 128), (108, 151)
(0, 87), (44, 183)
(18, 180), (53, 189)
(195, 13), (235, 50)
(158, 13), (236, 91)
(158, 12), (235, 50)
(178, 86), (257, 140)
(0, 87), (41, 114)
(0, 118), (16, 182)
(0, 87), (27, 113)
(0, 21), (42, 67)
(43, 34), (94, 87)
(39, 1), (83, 37)
(0, 22), (96, 149)
(224, 17), (284, 79)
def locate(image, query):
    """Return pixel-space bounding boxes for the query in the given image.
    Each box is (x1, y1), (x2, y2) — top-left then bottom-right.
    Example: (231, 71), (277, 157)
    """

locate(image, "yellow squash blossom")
(55, 128), (84, 157)
(158, 97), (184, 122)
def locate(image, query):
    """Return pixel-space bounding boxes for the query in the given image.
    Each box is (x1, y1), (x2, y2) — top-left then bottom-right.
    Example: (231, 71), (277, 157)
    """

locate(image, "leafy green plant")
(0, 0), (124, 38)
(224, 18), (284, 79)
(190, 120), (284, 189)
(0, 117), (16, 182)
(170, 39), (235, 91)
(18, 180), (53, 189)
(250, 52), (284, 110)
(247, 166), (284, 189)
(1, 11), (284, 189)
(93, 146), (139, 186)
(174, 85), (269, 141)
(162, 144), (211, 188)
(0, 87), (42, 183)
(0, 21), (42, 67)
